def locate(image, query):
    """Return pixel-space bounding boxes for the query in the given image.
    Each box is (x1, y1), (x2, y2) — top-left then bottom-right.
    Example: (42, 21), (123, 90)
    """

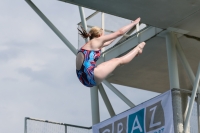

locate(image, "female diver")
(76, 17), (146, 87)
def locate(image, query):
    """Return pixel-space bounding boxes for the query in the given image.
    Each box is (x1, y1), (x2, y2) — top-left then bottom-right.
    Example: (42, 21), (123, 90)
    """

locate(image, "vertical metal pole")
(24, 117), (27, 133)
(90, 86), (100, 124)
(25, 0), (77, 55)
(184, 62), (200, 132)
(103, 80), (135, 108)
(165, 31), (183, 133)
(101, 12), (104, 31)
(197, 94), (200, 133)
(78, 6), (100, 125)
(136, 23), (140, 37)
(65, 125), (67, 133)
(101, 12), (105, 53)
(98, 84), (115, 117)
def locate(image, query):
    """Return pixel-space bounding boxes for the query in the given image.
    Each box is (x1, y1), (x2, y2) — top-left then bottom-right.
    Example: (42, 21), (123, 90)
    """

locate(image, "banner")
(92, 90), (174, 133)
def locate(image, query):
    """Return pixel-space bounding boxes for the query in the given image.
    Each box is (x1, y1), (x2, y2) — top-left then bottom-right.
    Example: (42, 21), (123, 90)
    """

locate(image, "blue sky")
(0, 0), (159, 132)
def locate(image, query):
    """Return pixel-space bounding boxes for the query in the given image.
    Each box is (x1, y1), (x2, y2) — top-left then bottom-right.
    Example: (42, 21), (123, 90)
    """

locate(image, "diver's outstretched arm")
(90, 18), (140, 50)
(102, 39), (115, 47)
(99, 18), (140, 44)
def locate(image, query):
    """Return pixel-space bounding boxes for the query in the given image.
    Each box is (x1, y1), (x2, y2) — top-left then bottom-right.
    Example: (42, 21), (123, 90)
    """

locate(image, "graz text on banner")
(92, 90), (174, 133)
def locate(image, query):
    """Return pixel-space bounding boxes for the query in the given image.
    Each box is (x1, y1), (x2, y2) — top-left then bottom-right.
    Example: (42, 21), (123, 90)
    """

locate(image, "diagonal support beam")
(97, 26), (163, 64)
(175, 36), (195, 83)
(184, 62), (200, 132)
(78, 6), (89, 42)
(25, 0), (77, 55)
(103, 80), (135, 108)
(175, 36), (200, 91)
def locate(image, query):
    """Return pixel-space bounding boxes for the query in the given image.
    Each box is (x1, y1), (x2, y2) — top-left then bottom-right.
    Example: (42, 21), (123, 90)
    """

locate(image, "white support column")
(98, 84), (115, 117)
(78, 6), (100, 125)
(90, 86), (100, 124)
(165, 32), (180, 88)
(184, 62), (200, 132)
(103, 80), (135, 108)
(25, 0), (77, 55)
(165, 31), (183, 133)
(175, 35), (200, 132)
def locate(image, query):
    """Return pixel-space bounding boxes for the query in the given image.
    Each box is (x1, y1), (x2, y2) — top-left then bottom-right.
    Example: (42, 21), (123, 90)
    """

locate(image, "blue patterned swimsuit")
(76, 48), (101, 87)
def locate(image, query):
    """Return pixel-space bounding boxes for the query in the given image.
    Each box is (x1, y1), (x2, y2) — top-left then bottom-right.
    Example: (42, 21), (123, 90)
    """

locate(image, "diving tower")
(25, 0), (200, 133)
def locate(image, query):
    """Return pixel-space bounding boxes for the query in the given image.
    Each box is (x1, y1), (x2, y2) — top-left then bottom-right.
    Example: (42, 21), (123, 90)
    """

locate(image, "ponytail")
(77, 26), (90, 39)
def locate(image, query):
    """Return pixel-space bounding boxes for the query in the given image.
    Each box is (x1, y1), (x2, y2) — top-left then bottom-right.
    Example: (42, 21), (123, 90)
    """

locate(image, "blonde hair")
(78, 26), (103, 40)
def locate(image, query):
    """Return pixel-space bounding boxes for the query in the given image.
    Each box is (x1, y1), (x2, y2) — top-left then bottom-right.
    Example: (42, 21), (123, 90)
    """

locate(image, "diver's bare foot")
(133, 17), (141, 24)
(137, 42), (146, 55)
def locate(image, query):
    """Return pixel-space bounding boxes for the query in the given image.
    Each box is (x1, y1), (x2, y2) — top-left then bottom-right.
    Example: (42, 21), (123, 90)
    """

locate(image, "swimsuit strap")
(80, 48), (101, 52)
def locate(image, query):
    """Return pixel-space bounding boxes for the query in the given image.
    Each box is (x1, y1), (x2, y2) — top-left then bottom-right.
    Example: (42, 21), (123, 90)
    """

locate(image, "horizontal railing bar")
(172, 88), (200, 95)
(87, 25), (114, 33)
(77, 11), (99, 25)
(25, 117), (92, 129)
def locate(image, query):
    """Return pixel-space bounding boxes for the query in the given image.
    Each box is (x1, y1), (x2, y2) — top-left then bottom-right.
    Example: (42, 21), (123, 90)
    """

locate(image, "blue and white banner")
(92, 90), (174, 133)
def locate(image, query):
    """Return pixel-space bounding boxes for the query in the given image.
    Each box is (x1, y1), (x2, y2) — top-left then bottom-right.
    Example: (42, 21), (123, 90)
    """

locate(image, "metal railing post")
(98, 84), (115, 117)
(24, 117), (28, 133)
(101, 12), (105, 53)
(65, 125), (67, 133)
(25, 0), (77, 55)
(103, 80), (135, 108)
(101, 12), (104, 31)
(184, 62), (200, 132)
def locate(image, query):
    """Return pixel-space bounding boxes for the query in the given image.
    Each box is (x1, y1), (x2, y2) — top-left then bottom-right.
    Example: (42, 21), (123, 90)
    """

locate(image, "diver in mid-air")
(76, 17), (145, 87)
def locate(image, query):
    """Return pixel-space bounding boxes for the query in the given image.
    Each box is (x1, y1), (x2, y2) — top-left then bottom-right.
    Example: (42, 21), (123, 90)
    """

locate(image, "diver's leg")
(94, 42), (146, 84)
(120, 42), (145, 64)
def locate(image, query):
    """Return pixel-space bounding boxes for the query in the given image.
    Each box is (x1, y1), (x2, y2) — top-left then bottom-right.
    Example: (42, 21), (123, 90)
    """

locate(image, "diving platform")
(60, 0), (200, 38)
(60, 0), (200, 93)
